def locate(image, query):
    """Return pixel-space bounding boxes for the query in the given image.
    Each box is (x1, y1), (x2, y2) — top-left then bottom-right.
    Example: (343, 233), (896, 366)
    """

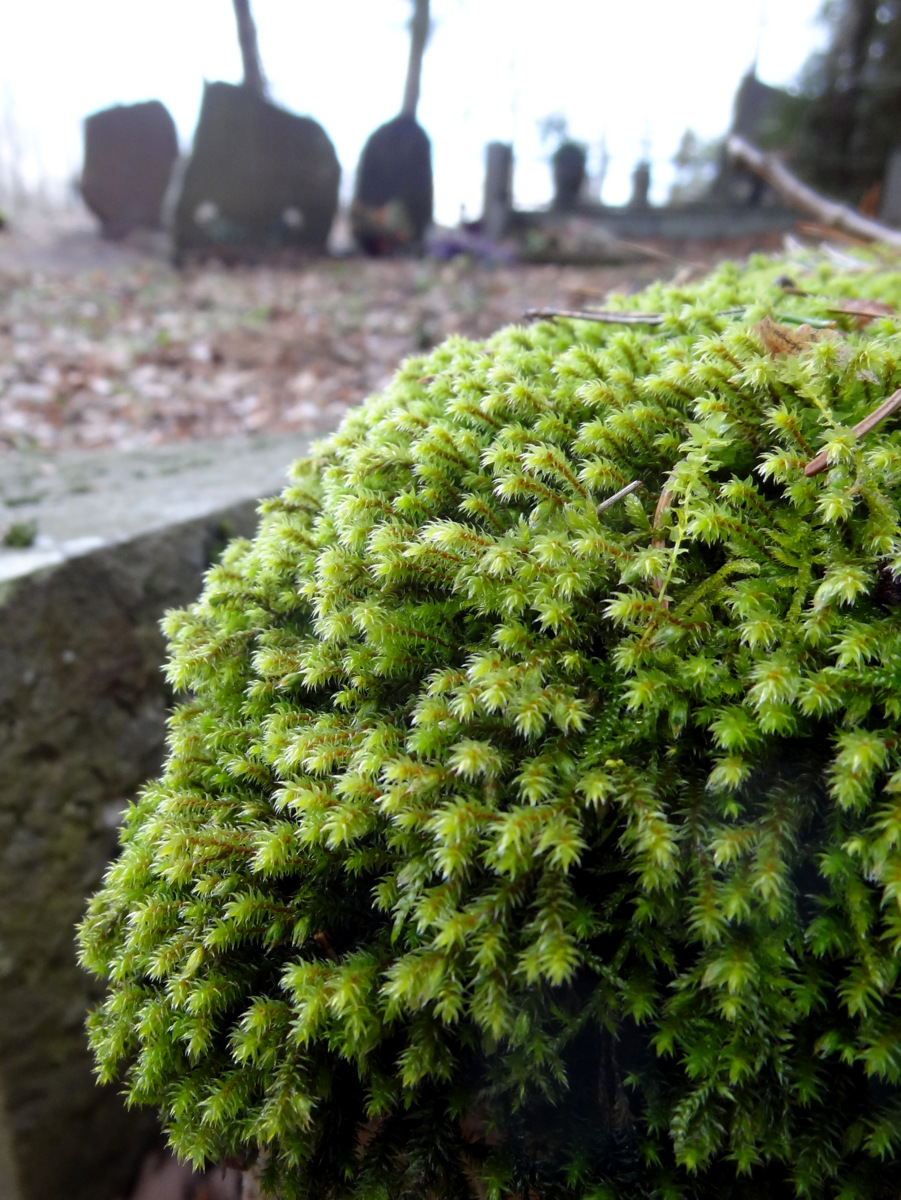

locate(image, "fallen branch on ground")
(727, 134), (901, 251)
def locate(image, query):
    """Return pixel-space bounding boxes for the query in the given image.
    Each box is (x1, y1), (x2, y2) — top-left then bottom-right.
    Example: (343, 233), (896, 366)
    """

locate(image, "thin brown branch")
(524, 307), (664, 325)
(596, 480), (643, 515)
(605, 238), (705, 269)
(803, 387), (901, 477)
(853, 388), (901, 439)
(727, 135), (901, 250)
(796, 221), (873, 247)
(824, 300), (895, 324)
(652, 484), (674, 535)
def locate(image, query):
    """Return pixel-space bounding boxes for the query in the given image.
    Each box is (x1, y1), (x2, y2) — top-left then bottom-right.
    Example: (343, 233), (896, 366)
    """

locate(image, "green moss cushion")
(80, 253), (901, 1198)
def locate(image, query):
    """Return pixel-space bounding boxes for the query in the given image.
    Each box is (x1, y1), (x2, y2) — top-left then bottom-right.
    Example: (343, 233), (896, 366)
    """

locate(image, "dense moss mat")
(80, 252), (901, 1198)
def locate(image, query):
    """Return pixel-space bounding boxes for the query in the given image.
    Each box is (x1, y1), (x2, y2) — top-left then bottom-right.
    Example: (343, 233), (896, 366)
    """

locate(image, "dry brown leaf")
(753, 316), (830, 358)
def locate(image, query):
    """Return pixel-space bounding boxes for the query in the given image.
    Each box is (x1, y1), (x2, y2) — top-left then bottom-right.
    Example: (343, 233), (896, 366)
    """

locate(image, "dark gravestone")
(352, 115), (433, 256)
(81, 101), (178, 240)
(171, 82), (340, 262)
(551, 142), (587, 211)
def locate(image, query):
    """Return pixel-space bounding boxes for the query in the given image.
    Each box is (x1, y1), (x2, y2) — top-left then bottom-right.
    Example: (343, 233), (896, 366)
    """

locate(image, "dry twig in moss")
(524, 307), (664, 325)
(596, 480), (643, 515)
(804, 387), (901, 476)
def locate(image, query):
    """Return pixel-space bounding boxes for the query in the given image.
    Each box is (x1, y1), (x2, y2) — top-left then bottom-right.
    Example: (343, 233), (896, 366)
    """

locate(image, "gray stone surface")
(0, 433), (311, 581)
(0, 433), (310, 1200)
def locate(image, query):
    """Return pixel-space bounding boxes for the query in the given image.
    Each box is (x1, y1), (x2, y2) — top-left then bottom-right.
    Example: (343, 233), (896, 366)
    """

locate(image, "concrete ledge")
(0, 434), (310, 1200)
(0, 433), (315, 582)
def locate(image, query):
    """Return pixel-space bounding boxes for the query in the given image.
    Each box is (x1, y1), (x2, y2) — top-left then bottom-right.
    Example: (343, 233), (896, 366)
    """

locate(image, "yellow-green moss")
(80, 251), (901, 1198)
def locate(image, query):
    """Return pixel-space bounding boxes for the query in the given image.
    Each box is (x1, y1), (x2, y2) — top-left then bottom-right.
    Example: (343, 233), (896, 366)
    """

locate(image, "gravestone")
(713, 70), (804, 205)
(170, 82), (340, 262)
(81, 101), (178, 240)
(551, 142), (587, 211)
(351, 115), (433, 256)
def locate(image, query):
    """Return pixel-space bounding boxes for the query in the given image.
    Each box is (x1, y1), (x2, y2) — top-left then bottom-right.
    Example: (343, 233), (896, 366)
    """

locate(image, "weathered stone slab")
(81, 101), (179, 240)
(0, 434), (310, 1200)
(170, 82), (340, 262)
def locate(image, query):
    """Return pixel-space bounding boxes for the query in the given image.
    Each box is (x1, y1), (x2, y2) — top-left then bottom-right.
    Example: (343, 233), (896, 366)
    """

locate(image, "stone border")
(0, 435), (310, 1200)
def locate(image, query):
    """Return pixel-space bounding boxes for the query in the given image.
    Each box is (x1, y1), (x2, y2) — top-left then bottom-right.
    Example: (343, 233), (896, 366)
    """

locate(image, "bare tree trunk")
(232, 0), (267, 97)
(401, 0), (430, 119)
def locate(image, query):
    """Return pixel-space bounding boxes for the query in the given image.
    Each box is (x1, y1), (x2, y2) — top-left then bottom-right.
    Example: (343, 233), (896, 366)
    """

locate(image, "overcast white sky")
(1, 0), (827, 223)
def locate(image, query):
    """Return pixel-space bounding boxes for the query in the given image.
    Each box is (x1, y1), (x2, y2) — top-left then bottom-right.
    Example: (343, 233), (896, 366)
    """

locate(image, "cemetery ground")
(0, 210), (782, 465)
(0, 211), (787, 1200)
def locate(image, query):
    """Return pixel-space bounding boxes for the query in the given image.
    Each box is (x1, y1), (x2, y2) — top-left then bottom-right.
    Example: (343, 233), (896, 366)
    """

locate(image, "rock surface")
(0, 434), (309, 1200)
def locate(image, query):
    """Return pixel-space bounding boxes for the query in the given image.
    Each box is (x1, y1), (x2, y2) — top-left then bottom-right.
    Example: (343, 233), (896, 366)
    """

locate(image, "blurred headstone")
(629, 160), (651, 209)
(879, 147), (901, 228)
(351, 115), (433, 256)
(81, 101), (178, 240)
(170, 82), (340, 262)
(732, 72), (797, 149)
(482, 142), (513, 240)
(551, 142), (586, 211)
(712, 70), (805, 205)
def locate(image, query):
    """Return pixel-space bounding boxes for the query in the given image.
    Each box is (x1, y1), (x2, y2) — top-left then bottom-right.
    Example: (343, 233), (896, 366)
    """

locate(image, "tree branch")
(727, 134), (901, 250)
(401, 0), (430, 119)
(232, 0), (267, 98)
